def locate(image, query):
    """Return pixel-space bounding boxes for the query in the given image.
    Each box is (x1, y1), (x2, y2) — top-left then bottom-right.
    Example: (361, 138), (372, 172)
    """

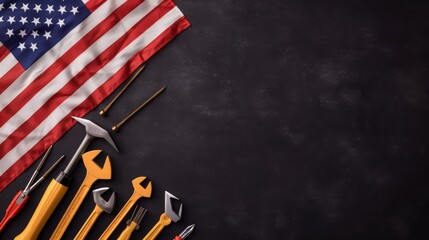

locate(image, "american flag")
(0, 0), (190, 191)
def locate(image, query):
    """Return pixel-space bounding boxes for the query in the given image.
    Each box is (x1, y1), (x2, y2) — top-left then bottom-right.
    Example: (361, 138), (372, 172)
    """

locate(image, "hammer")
(15, 117), (118, 240)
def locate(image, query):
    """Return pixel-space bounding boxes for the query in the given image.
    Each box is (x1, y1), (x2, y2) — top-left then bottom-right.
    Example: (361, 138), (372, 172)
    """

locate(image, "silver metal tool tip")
(179, 224), (195, 239)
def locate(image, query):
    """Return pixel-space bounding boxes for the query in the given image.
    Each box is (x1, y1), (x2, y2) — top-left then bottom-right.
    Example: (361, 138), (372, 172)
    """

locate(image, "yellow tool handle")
(14, 179), (68, 240)
(99, 192), (140, 240)
(74, 205), (103, 240)
(50, 174), (97, 240)
(117, 222), (138, 240)
(142, 213), (172, 240)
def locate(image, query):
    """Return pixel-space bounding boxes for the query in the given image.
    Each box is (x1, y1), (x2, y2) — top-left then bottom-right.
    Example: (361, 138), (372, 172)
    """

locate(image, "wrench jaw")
(93, 187), (116, 214)
(132, 176), (153, 198)
(82, 150), (112, 180)
(165, 191), (182, 222)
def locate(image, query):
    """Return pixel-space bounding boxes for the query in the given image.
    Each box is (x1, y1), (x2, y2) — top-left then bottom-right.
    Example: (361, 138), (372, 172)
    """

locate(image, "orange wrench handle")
(99, 192), (141, 240)
(74, 205), (103, 240)
(143, 213), (172, 240)
(50, 174), (97, 240)
(173, 237), (183, 240)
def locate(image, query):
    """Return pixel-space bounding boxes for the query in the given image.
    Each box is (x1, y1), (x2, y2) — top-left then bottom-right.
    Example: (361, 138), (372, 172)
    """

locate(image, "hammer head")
(132, 176), (152, 198)
(93, 187), (116, 214)
(165, 191), (182, 222)
(82, 150), (112, 180)
(72, 116), (119, 152)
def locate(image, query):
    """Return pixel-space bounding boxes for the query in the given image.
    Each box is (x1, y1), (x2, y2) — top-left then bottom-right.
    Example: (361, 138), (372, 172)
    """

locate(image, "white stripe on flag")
(0, 0), (163, 145)
(0, 54), (18, 79)
(0, 6), (184, 174)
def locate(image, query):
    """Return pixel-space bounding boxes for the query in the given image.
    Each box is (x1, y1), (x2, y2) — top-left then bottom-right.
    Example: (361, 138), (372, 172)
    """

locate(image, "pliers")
(0, 145), (64, 233)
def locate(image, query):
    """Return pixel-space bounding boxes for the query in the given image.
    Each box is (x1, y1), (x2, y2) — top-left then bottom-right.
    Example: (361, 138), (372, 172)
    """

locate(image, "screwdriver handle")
(51, 173), (97, 240)
(14, 179), (68, 240)
(117, 222), (138, 240)
(173, 237), (183, 240)
(0, 190), (29, 233)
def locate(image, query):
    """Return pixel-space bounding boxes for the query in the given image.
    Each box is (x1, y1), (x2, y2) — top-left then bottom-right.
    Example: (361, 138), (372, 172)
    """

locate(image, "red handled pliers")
(0, 145), (64, 233)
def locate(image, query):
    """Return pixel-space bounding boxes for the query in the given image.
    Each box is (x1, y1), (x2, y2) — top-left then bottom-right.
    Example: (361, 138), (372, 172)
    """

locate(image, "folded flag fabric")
(0, 0), (190, 191)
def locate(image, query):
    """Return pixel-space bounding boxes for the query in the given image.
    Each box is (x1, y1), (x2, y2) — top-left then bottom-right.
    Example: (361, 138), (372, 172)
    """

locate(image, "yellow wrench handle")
(50, 174), (97, 240)
(74, 205), (103, 240)
(142, 213), (172, 240)
(14, 179), (68, 240)
(117, 222), (138, 240)
(99, 192), (140, 240)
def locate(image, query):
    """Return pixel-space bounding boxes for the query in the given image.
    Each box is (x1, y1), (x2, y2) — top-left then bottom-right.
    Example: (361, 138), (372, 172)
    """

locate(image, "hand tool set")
(2, 77), (195, 239)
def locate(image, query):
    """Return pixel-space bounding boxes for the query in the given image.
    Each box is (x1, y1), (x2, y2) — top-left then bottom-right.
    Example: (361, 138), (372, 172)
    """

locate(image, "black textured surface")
(1, 0), (429, 239)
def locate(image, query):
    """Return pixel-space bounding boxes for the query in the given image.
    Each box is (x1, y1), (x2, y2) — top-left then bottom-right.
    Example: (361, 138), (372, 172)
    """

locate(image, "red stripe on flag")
(85, 0), (107, 12)
(0, 0), (143, 127)
(0, 64), (25, 95)
(0, 46), (10, 62)
(0, 0), (177, 160)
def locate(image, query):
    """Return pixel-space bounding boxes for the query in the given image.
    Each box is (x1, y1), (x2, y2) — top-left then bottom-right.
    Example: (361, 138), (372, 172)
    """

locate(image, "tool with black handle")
(15, 117), (118, 240)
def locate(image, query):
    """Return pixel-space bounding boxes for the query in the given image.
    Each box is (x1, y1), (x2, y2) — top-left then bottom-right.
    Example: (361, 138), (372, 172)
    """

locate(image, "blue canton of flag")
(0, 0), (90, 69)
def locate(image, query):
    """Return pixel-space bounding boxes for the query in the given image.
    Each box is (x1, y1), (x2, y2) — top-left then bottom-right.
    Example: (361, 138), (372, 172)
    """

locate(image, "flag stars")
(58, 5), (67, 15)
(57, 19), (65, 27)
(31, 30), (39, 38)
(21, 3), (30, 12)
(70, 6), (79, 15)
(9, 3), (17, 12)
(44, 18), (53, 27)
(32, 17), (40, 26)
(43, 31), (51, 40)
(0, 3), (4, 11)
(18, 29), (27, 38)
(34, 4), (42, 13)
(6, 28), (14, 37)
(30, 43), (38, 52)
(46, 5), (54, 14)
(18, 42), (26, 51)
(0, 16), (3, 23)
(7, 16), (15, 24)
(19, 17), (28, 25)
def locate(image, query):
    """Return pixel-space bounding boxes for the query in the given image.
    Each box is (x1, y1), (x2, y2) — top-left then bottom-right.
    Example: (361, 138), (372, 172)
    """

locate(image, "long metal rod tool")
(112, 86), (166, 132)
(99, 64), (146, 116)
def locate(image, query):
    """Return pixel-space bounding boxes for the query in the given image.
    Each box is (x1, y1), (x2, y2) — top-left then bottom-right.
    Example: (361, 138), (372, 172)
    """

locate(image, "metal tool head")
(82, 150), (112, 180)
(72, 116), (119, 152)
(93, 187), (116, 214)
(165, 191), (182, 222)
(132, 176), (152, 198)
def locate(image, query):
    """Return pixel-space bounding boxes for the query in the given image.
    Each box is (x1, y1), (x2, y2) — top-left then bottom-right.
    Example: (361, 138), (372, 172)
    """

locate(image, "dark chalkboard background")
(1, 0), (429, 239)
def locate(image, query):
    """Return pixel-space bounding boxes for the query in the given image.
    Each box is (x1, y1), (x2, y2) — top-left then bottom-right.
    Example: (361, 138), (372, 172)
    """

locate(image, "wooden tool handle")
(50, 174), (97, 240)
(117, 222), (138, 240)
(14, 179), (68, 240)
(99, 192), (140, 240)
(142, 213), (172, 240)
(74, 205), (103, 240)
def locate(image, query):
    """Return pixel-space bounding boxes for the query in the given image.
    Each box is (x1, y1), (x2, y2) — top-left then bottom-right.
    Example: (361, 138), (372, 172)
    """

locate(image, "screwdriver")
(117, 205), (147, 240)
(173, 224), (195, 240)
(0, 146), (64, 233)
